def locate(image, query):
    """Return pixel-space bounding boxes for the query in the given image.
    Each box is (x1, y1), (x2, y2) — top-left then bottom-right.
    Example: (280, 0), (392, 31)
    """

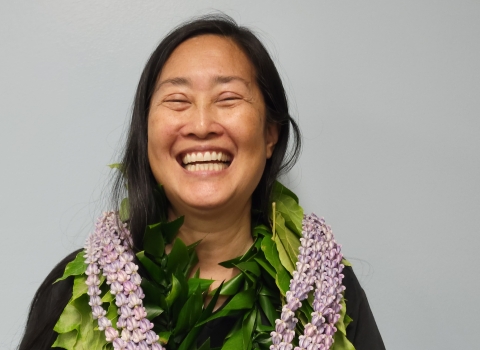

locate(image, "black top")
(18, 249), (385, 350)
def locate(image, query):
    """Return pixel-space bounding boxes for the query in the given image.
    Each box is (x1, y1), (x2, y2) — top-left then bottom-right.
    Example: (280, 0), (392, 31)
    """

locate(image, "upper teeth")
(182, 151), (231, 164)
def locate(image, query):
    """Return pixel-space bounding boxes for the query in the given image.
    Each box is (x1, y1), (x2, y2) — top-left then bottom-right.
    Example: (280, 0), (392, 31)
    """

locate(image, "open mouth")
(181, 151), (232, 172)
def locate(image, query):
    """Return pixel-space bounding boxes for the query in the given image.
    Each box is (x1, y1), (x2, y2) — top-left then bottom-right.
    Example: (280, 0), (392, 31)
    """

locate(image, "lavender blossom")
(270, 213), (345, 350)
(84, 212), (165, 350)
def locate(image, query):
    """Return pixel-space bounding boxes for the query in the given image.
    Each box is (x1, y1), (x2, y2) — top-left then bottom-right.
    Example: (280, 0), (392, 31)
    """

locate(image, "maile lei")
(53, 182), (355, 350)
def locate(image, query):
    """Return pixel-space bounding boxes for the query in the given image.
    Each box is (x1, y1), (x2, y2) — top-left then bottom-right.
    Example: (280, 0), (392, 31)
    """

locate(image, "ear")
(265, 122), (280, 159)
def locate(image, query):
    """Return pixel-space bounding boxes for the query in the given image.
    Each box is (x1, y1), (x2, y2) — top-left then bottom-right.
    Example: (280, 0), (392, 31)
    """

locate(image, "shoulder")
(342, 265), (386, 350)
(18, 249), (82, 350)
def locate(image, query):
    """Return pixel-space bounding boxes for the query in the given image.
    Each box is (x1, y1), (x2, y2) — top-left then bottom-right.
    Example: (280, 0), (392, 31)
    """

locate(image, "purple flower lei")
(84, 212), (164, 350)
(84, 212), (344, 350)
(270, 213), (345, 350)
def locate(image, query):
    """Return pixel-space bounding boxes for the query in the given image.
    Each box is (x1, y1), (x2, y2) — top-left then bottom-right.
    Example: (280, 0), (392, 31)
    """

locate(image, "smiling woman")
(18, 15), (384, 350)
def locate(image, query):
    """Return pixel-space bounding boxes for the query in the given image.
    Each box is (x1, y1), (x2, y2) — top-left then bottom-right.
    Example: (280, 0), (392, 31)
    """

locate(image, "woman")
(19, 15), (385, 350)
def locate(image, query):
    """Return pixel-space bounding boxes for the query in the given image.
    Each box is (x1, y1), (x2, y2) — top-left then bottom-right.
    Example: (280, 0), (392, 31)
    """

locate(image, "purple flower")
(126, 317), (139, 331)
(110, 281), (123, 295)
(123, 280), (137, 294)
(105, 327), (119, 341)
(132, 328), (146, 343)
(271, 213), (345, 350)
(97, 316), (111, 330)
(84, 211), (165, 350)
(145, 330), (159, 344)
(88, 295), (102, 307)
(113, 338), (127, 350)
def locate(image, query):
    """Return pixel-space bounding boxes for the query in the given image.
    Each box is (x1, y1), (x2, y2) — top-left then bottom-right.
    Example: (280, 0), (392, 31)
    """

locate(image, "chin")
(182, 192), (231, 211)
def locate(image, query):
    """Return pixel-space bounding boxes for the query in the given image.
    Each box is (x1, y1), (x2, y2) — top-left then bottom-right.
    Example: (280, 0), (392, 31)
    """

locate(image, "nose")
(180, 104), (224, 139)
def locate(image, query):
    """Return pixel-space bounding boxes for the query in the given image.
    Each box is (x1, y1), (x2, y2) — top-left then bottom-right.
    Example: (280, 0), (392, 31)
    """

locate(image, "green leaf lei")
(53, 182), (355, 350)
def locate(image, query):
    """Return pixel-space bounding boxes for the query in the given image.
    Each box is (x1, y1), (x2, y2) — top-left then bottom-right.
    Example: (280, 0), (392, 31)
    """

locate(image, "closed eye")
(162, 94), (191, 111)
(216, 93), (243, 107)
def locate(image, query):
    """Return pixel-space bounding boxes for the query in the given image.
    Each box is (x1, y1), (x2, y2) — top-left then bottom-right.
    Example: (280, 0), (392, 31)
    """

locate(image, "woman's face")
(147, 35), (278, 216)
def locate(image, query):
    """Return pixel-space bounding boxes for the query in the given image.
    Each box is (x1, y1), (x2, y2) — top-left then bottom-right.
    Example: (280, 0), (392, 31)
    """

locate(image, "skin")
(147, 35), (278, 305)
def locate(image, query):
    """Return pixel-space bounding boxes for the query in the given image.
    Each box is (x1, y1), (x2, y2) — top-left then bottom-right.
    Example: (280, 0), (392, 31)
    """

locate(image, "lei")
(52, 182), (355, 350)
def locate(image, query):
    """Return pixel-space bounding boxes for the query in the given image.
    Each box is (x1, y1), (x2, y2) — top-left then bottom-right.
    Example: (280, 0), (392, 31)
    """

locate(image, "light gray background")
(1, 1), (479, 349)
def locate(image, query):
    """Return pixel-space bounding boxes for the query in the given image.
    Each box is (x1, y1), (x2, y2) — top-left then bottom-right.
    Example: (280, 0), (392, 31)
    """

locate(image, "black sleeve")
(18, 249), (81, 350)
(343, 265), (386, 350)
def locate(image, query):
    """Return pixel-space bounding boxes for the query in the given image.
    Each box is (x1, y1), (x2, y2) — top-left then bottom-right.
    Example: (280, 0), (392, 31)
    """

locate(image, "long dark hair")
(113, 14), (302, 249)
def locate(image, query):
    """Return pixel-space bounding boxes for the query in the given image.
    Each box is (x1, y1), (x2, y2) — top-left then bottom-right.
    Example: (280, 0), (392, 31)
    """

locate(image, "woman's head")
(114, 14), (301, 247)
(147, 34), (278, 219)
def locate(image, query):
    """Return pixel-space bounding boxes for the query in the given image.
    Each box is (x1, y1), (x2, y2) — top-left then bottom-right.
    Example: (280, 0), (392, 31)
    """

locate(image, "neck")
(167, 200), (254, 282)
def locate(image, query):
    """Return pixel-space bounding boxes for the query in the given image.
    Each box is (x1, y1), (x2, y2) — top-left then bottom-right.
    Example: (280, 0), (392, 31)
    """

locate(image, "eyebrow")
(155, 75), (250, 92)
(155, 77), (191, 91)
(213, 75), (250, 87)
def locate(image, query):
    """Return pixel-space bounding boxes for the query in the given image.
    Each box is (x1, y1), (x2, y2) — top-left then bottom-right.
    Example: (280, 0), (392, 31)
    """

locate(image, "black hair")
(113, 14), (301, 249)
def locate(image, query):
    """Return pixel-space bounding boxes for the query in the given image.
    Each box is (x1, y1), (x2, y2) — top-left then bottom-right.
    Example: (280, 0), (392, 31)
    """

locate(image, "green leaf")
(55, 251), (86, 282)
(255, 323), (274, 333)
(105, 302), (118, 323)
(235, 261), (261, 277)
(188, 277), (214, 295)
(177, 327), (202, 350)
(143, 223), (165, 260)
(184, 243), (200, 275)
(222, 309), (256, 350)
(108, 163), (127, 182)
(344, 313), (353, 328)
(200, 281), (224, 323)
(174, 286), (203, 335)
(272, 234), (293, 273)
(271, 181), (299, 204)
(274, 212), (300, 273)
(275, 196), (303, 236)
(219, 242), (257, 268)
(261, 235), (290, 295)
(141, 278), (167, 310)
(298, 300), (314, 326)
(253, 257), (275, 279)
(75, 295), (109, 349)
(54, 303), (82, 334)
(52, 330), (78, 349)
(136, 251), (166, 285)
(71, 274), (88, 302)
(145, 304), (164, 320)
(258, 295), (278, 326)
(54, 294), (108, 350)
(333, 327), (356, 350)
(119, 197), (129, 221)
(163, 216), (185, 244)
(167, 238), (189, 275)
(100, 288), (114, 303)
(171, 272), (190, 324)
(197, 289), (256, 326)
(165, 274), (181, 307)
(258, 284), (277, 298)
(198, 338), (211, 350)
(159, 331), (171, 345)
(221, 327), (243, 350)
(242, 309), (256, 350)
(108, 163), (123, 171)
(252, 225), (272, 238)
(216, 273), (244, 296)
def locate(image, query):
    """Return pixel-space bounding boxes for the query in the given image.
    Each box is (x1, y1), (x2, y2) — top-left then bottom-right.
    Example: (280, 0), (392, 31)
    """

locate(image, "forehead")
(158, 35), (256, 83)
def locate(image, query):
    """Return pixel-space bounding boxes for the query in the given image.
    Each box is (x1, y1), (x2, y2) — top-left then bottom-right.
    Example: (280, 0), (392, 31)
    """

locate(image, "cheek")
(228, 106), (267, 145)
(147, 117), (175, 167)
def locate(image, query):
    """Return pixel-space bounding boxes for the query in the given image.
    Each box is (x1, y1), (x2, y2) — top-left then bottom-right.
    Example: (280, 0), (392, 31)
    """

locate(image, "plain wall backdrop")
(1, 1), (479, 349)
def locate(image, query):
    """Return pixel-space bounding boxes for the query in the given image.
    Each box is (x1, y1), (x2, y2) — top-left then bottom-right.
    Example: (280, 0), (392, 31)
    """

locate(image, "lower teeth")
(185, 162), (228, 172)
